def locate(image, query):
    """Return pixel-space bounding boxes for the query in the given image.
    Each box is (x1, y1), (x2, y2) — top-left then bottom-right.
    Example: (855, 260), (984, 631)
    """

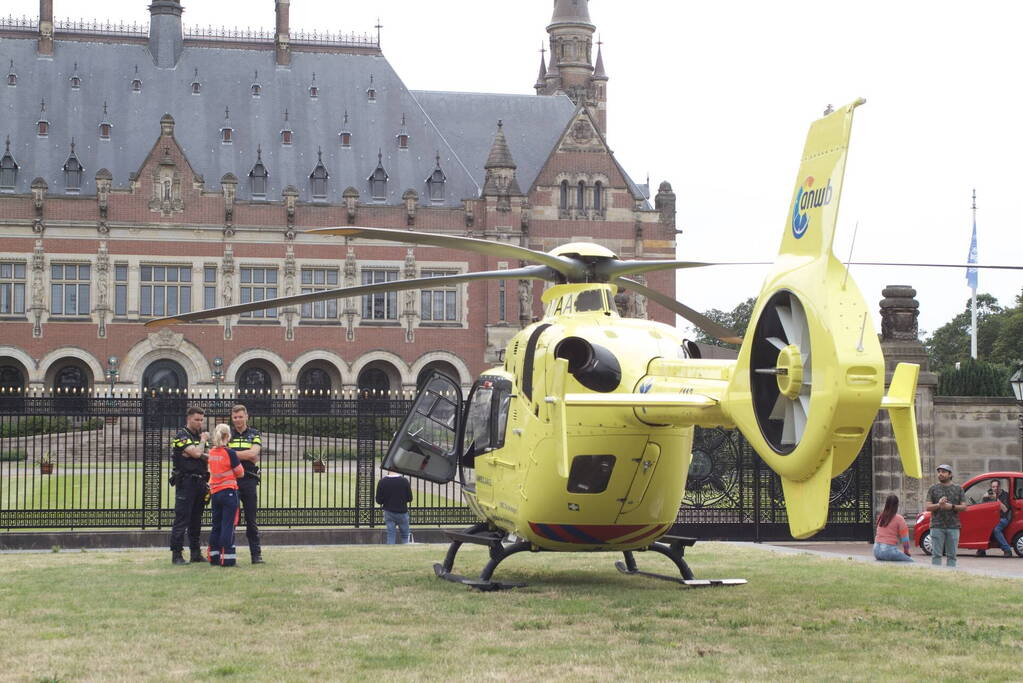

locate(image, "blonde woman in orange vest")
(207, 423), (244, 567)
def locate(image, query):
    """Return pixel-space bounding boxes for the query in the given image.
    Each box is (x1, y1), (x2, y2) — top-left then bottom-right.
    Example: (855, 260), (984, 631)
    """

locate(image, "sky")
(6, 0), (1021, 338)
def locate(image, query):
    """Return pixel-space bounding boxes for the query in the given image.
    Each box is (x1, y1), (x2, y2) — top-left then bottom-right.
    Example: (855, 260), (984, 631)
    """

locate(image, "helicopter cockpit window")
(383, 373), (461, 484)
(568, 455), (616, 494)
(574, 289), (604, 312)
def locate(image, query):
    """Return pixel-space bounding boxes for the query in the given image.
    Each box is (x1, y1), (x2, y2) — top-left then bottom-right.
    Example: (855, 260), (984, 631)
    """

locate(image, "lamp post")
(105, 356), (119, 396)
(212, 356), (224, 395)
(1010, 364), (1023, 471)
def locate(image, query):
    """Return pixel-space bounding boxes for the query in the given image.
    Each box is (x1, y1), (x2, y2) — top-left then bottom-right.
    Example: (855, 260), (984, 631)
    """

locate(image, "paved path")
(741, 540), (1023, 579)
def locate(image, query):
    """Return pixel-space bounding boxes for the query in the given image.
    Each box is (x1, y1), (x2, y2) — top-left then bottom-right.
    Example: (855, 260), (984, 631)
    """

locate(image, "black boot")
(172, 551), (187, 565)
(976, 549), (986, 557)
(251, 553), (264, 564)
(190, 548), (205, 563)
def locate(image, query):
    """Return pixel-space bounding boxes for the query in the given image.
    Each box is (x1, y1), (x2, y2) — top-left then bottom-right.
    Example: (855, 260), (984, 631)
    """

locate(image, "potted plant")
(39, 451), (54, 475)
(311, 453), (326, 473)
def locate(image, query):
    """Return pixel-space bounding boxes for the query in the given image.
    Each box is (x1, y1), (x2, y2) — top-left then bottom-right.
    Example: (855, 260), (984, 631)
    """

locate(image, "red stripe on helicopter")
(613, 523), (669, 545)
(529, 523), (650, 544)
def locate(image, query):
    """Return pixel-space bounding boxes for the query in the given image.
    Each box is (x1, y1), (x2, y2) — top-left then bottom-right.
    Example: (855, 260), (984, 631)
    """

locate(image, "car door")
(958, 478), (1002, 548)
(382, 372), (462, 484)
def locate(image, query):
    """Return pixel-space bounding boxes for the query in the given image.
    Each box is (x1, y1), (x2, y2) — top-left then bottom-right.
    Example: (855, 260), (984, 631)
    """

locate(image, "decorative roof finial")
(40, 99), (46, 113)
(103, 101), (108, 116)
(256, 144), (263, 160)
(284, 108), (289, 122)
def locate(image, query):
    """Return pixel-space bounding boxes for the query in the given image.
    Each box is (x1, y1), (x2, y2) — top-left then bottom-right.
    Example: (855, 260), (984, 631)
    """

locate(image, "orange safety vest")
(208, 446), (244, 494)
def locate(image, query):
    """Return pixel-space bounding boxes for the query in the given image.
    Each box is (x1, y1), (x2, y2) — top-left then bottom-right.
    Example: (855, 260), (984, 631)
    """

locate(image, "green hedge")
(0, 449), (27, 462)
(936, 359), (1014, 397)
(250, 416), (396, 438)
(0, 416), (106, 438)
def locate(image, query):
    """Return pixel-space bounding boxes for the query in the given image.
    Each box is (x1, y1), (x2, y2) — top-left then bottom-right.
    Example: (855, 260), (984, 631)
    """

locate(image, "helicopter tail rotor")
(722, 99), (921, 539)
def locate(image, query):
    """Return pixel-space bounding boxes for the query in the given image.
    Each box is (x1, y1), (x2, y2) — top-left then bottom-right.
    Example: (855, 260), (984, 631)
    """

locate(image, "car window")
(1016, 478), (1023, 501)
(963, 478), (1007, 506)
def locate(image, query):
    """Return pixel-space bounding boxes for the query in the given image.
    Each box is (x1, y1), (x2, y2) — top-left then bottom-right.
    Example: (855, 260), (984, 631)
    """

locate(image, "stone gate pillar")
(872, 285), (938, 518)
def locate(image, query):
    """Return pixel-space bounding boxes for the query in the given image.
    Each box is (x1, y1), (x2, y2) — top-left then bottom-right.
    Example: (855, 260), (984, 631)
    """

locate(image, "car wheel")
(1013, 532), (1023, 558)
(920, 530), (932, 556)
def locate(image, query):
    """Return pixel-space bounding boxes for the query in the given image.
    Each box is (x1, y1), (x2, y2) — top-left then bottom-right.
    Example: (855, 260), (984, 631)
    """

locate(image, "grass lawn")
(2, 544), (1021, 681)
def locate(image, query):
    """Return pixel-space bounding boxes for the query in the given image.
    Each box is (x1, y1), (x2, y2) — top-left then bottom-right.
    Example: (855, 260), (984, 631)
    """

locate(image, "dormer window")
(396, 114), (409, 150)
(63, 142), (83, 194)
(37, 120), (49, 137)
(309, 73), (318, 98)
(369, 151), (388, 201)
(251, 83), (261, 97)
(310, 149), (328, 200)
(100, 123), (111, 140)
(367, 75), (376, 102)
(131, 78), (142, 92)
(426, 154), (446, 203)
(340, 131), (351, 147)
(6, 61), (15, 87)
(249, 146), (268, 198)
(0, 138), (18, 191)
(281, 130), (292, 145)
(190, 68), (201, 95)
(222, 127), (233, 143)
(70, 76), (81, 89)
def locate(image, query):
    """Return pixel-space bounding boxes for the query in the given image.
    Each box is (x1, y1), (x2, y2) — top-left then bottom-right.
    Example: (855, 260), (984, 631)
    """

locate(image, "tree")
(693, 297), (757, 350)
(924, 293), (1004, 369)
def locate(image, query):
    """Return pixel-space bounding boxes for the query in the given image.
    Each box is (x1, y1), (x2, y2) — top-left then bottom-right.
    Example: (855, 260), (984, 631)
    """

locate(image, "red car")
(915, 471), (1023, 557)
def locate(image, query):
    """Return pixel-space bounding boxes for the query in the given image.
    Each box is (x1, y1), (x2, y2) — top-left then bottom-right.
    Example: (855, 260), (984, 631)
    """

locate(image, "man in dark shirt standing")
(925, 464), (966, 568)
(228, 404), (264, 564)
(169, 406), (209, 565)
(980, 478), (1013, 557)
(375, 470), (413, 544)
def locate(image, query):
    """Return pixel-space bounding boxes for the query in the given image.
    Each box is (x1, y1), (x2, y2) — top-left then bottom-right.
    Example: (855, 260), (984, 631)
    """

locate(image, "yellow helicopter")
(150, 99), (925, 589)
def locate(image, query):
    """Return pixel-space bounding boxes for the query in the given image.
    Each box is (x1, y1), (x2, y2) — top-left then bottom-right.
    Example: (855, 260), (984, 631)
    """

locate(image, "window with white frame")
(361, 269), (398, 320)
(50, 263), (91, 316)
(240, 267), (278, 318)
(420, 270), (458, 322)
(140, 265), (192, 317)
(0, 262), (26, 315)
(301, 268), (339, 319)
(203, 266), (217, 311)
(114, 264), (128, 316)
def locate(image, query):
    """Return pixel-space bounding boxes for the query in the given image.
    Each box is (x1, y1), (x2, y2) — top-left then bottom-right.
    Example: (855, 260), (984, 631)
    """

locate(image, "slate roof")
(0, 34), (580, 207)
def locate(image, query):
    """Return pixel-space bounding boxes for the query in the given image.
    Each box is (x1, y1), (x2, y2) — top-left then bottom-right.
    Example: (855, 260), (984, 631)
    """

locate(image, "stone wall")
(933, 397), (1021, 483)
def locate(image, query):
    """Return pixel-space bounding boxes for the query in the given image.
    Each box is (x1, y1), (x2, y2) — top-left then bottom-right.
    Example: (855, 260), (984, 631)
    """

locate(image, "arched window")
(142, 359), (187, 391)
(577, 181), (586, 210)
(357, 368), (390, 396)
(298, 367), (332, 412)
(0, 364), (25, 412)
(131, 78), (142, 92)
(593, 181), (603, 214)
(0, 364), (25, 389)
(53, 365), (88, 392)
(560, 180), (569, 211)
(238, 366), (272, 394)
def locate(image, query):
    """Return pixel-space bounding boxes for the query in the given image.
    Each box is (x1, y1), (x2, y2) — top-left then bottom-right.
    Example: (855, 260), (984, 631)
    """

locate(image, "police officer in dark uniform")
(228, 404), (264, 564)
(169, 406), (210, 565)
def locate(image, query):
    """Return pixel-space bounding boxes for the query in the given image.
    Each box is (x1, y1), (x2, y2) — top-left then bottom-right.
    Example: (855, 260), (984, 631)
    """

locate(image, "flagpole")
(970, 189), (978, 360)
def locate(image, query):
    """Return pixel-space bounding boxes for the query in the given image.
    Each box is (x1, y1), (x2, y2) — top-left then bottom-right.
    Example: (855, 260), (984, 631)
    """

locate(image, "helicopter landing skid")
(433, 524), (534, 591)
(615, 535), (747, 587)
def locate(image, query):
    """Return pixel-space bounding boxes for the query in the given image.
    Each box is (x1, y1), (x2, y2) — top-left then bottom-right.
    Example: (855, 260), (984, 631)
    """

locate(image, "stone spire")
(482, 121), (522, 198)
(148, 0), (185, 68)
(593, 42), (607, 80)
(534, 47), (548, 94)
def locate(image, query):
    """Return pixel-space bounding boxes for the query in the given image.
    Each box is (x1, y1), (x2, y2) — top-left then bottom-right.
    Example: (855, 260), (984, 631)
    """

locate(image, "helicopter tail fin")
(721, 99), (920, 539)
(882, 362), (923, 479)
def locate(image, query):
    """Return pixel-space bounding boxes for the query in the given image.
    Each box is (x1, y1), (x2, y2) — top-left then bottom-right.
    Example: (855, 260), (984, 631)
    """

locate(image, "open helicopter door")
(382, 372), (462, 484)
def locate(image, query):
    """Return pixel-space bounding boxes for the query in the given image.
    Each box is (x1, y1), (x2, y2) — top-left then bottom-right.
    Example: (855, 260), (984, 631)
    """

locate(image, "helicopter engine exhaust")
(553, 337), (621, 393)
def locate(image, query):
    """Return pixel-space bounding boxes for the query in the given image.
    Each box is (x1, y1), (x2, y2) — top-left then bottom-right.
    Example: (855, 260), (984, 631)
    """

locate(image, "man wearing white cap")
(925, 464), (966, 568)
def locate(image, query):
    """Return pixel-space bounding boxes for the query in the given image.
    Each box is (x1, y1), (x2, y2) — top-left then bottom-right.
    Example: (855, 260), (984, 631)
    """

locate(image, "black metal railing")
(1, 391), (873, 540)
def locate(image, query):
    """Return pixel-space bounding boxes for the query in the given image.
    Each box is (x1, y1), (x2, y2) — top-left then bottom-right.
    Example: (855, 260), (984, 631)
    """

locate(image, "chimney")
(149, 1), (184, 68)
(38, 0), (53, 56)
(275, 1), (291, 67)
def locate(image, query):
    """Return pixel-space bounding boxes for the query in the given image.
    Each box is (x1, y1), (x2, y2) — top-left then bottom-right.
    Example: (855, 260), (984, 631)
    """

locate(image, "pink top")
(875, 513), (909, 546)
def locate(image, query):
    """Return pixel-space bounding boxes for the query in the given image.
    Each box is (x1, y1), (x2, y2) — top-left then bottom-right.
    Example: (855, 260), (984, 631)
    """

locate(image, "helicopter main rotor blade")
(847, 262), (1023, 270)
(145, 265), (555, 328)
(597, 260), (769, 279)
(614, 277), (744, 345)
(307, 226), (587, 281)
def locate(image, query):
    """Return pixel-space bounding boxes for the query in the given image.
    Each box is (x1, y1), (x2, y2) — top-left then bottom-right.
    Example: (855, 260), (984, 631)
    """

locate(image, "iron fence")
(0, 392), (873, 540)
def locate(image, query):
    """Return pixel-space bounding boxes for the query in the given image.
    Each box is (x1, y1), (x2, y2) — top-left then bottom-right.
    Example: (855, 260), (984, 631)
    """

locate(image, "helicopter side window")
(575, 289), (604, 312)
(568, 455), (616, 494)
(461, 379), (514, 466)
(384, 373), (461, 483)
(466, 386), (494, 452)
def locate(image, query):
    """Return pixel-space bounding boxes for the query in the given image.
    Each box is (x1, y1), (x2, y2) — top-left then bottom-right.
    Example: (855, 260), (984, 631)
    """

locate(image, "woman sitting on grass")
(207, 423), (244, 567)
(873, 494), (913, 562)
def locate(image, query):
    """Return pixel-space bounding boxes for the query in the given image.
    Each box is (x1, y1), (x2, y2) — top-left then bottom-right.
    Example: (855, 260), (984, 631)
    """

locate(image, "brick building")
(0, 0), (676, 396)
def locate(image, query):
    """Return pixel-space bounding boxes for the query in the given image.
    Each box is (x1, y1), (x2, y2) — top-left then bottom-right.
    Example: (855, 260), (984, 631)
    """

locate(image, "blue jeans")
(930, 527), (960, 567)
(384, 510), (411, 544)
(993, 518), (1011, 551)
(874, 542), (914, 562)
(209, 489), (239, 566)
